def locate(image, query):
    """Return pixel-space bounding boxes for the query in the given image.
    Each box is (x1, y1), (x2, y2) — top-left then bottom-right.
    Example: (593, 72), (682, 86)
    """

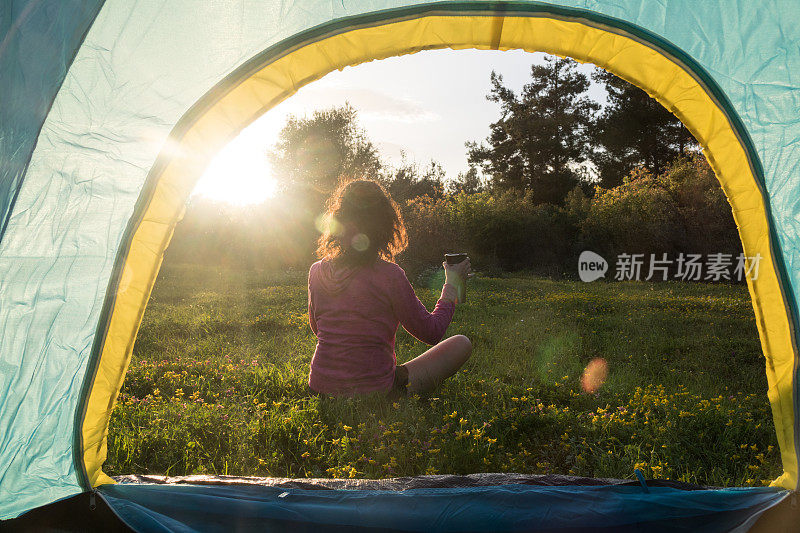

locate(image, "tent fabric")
(1, 0), (800, 523)
(97, 482), (789, 532)
(77, 7), (800, 501)
(0, 0), (107, 516)
(0, 0), (104, 239)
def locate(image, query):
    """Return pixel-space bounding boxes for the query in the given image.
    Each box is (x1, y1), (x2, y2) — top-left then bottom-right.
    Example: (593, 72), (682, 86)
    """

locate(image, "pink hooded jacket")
(307, 258), (455, 395)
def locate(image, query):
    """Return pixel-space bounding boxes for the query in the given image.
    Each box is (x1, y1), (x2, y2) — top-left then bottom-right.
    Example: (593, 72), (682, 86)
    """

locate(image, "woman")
(307, 179), (472, 398)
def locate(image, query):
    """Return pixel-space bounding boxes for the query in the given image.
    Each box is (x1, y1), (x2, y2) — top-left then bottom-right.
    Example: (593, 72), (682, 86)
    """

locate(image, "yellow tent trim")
(79, 12), (798, 490)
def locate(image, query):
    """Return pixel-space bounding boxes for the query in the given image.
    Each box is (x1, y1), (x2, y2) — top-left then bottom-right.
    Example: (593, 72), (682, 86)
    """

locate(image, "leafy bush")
(165, 155), (740, 281)
(579, 155), (741, 274)
(581, 167), (686, 258)
(664, 155), (740, 256)
(399, 190), (577, 279)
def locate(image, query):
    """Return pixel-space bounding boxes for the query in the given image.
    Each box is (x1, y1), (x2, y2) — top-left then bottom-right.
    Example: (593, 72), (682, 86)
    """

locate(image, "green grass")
(107, 264), (782, 486)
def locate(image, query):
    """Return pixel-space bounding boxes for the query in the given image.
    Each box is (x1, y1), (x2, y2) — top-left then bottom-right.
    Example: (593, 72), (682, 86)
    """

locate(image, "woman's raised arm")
(390, 266), (456, 345)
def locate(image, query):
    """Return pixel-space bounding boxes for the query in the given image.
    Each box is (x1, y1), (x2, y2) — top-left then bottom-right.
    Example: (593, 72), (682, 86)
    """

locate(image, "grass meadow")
(107, 264), (782, 487)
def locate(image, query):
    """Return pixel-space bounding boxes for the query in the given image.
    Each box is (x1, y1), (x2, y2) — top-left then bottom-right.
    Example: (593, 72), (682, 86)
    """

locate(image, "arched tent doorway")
(80, 4), (799, 491)
(2, 0), (799, 527)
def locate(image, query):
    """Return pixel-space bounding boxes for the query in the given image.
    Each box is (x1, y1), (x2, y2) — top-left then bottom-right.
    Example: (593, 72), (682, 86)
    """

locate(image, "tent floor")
(2, 473), (798, 532)
(112, 471), (713, 490)
(1, 491), (132, 532)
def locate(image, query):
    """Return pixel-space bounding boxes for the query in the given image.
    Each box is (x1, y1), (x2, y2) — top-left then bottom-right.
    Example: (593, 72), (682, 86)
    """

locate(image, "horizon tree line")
(267, 55), (698, 207)
(166, 55), (730, 278)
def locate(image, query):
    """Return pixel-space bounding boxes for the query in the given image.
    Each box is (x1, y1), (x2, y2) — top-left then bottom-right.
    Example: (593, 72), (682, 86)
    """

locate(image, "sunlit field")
(107, 264), (781, 487)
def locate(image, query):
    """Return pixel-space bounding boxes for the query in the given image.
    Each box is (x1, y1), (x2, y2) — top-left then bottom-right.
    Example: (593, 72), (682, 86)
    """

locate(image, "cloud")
(287, 84), (441, 123)
(374, 141), (409, 161)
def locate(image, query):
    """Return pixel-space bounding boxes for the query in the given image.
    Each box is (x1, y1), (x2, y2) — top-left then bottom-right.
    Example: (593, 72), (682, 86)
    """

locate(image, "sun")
(193, 127), (278, 205)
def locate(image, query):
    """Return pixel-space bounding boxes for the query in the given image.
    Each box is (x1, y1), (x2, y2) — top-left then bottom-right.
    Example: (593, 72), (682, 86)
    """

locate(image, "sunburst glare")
(194, 126), (278, 205)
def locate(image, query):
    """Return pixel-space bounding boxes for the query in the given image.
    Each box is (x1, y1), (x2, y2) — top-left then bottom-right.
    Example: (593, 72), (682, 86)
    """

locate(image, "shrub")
(664, 155), (740, 256)
(579, 155), (742, 277)
(581, 167), (686, 259)
(164, 155), (740, 281)
(399, 191), (577, 279)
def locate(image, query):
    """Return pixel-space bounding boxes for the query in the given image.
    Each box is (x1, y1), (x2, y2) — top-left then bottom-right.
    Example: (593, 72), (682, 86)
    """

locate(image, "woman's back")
(308, 258), (454, 395)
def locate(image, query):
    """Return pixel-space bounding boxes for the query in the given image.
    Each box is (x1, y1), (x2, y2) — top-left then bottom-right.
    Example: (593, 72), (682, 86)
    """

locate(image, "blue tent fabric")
(97, 483), (789, 533)
(3, 0), (800, 526)
(0, 0), (104, 241)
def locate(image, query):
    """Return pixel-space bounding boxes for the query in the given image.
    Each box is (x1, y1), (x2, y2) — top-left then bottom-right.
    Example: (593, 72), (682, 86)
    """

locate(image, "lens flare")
(581, 357), (608, 394)
(351, 233), (370, 252)
(315, 214), (343, 236)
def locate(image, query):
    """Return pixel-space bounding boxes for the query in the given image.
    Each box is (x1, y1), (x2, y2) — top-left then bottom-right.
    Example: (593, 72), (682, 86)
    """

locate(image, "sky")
(195, 49), (607, 205)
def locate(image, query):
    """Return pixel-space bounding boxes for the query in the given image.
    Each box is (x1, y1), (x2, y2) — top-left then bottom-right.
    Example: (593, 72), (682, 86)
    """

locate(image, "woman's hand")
(442, 257), (472, 287)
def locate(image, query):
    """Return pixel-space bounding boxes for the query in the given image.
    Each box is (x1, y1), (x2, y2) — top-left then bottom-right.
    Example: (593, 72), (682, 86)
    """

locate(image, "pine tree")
(467, 57), (599, 205)
(590, 70), (697, 188)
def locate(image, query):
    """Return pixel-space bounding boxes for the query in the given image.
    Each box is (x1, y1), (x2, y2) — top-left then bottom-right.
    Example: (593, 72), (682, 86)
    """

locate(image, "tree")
(467, 56), (599, 205)
(269, 104), (383, 197)
(383, 155), (446, 203)
(449, 165), (484, 195)
(590, 70), (697, 188)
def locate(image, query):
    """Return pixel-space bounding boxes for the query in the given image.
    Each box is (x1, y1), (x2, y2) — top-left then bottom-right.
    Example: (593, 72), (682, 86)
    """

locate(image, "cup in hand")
(444, 253), (470, 303)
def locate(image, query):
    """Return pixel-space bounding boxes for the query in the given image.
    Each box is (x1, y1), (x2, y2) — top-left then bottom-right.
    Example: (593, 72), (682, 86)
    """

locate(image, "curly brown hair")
(316, 179), (408, 267)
